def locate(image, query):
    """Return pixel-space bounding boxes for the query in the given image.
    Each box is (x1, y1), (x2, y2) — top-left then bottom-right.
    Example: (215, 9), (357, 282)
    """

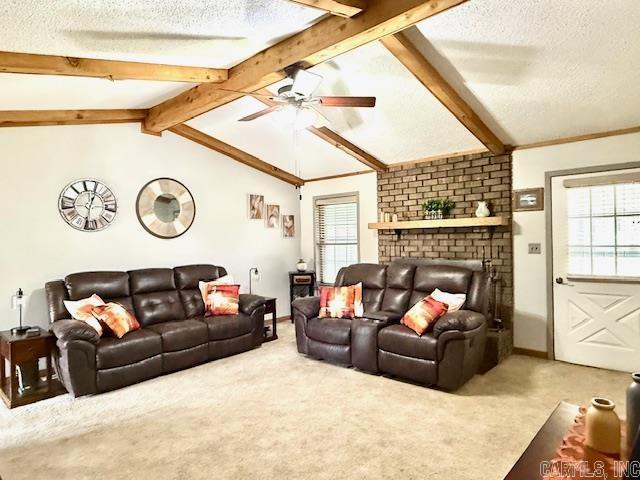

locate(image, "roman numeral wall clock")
(58, 179), (117, 232)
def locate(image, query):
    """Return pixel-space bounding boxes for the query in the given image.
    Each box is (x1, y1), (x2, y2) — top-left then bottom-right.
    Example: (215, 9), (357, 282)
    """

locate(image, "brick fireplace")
(377, 151), (513, 329)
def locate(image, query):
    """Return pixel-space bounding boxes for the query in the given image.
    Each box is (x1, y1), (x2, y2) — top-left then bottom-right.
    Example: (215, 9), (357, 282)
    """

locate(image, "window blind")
(567, 182), (640, 277)
(314, 194), (359, 284)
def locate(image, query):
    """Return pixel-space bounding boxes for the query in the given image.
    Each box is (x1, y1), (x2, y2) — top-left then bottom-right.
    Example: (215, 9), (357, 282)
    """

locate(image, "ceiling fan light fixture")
(291, 69), (323, 97)
(293, 108), (317, 130)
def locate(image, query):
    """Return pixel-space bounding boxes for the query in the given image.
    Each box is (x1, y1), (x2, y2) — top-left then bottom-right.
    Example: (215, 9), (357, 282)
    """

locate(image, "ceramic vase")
(296, 259), (307, 272)
(627, 373), (640, 453)
(475, 201), (490, 218)
(585, 397), (621, 455)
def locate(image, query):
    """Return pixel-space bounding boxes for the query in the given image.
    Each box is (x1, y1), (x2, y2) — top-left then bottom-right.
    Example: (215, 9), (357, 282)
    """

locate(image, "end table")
(0, 329), (66, 408)
(262, 297), (278, 343)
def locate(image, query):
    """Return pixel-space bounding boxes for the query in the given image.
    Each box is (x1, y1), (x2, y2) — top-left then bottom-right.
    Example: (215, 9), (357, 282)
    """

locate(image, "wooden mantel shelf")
(368, 216), (509, 230)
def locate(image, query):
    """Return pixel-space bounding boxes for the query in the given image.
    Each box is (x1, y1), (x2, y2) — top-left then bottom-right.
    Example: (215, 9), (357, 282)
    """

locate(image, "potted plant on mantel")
(422, 198), (455, 220)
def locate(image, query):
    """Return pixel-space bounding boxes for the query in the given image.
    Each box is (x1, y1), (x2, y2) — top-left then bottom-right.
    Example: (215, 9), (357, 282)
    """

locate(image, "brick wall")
(377, 152), (513, 327)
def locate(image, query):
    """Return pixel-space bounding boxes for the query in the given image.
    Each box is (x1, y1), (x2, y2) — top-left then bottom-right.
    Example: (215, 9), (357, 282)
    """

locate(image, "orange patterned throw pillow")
(91, 303), (140, 338)
(200, 283), (240, 316)
(63, 293), (106, 336)
(319, 284), (360, 319)
(401, 296), (449, 336)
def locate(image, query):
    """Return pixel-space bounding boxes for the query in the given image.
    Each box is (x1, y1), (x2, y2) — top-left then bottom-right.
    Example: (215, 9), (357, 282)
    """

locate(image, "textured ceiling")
(0, 74), (194, 109)
(305, 41), (484, 164)
(416, 0), (640, 145)
(0, 0), (323, 67)
(1, 0), (639, 178)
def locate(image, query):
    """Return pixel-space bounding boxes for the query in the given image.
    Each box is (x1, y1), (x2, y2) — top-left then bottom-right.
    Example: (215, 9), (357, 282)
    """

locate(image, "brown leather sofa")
(45, 264), (265, 397)
(292, 259), (489, 390)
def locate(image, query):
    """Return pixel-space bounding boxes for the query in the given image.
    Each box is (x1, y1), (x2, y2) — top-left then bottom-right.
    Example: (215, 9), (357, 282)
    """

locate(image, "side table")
(289, 271), (316, 323)
(0, 329), (66, 408)
(262, 297), (278, 343)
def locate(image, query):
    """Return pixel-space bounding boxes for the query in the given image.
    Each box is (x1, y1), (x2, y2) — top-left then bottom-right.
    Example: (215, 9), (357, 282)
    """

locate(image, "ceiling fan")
(224, 66), (376, 128)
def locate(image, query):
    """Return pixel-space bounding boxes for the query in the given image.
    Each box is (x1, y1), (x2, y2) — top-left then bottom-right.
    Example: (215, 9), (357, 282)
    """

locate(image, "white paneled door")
(552, 169), (640, 372)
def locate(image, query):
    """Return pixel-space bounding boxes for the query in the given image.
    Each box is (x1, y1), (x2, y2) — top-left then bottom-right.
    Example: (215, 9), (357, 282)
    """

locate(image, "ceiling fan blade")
(238, 106), (280, 122)
(318, 96), (376, 107)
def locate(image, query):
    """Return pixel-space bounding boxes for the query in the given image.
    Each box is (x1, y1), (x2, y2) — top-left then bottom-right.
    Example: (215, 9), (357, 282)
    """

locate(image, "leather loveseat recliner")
(45, 264), (265, 397)
(292, 259), (489, 390)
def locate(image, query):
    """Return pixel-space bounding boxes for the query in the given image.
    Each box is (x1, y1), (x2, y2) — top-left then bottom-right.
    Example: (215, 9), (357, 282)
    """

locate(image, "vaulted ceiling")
(1, 0), (639, 182)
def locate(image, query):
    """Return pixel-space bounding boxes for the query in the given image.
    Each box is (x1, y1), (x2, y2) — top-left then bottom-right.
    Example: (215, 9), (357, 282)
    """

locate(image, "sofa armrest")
(50, 319), (100, 345)
(291, 296), (320, 320)
(239, 294), (266, 316)
(433, 310), (486, 338)
(364, 310), (402, 323)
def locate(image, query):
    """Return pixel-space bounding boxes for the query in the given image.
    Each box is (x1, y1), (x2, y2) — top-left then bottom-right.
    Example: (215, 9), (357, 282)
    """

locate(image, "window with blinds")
(566, 179), (640, 277)
(314, 194), (359, 284)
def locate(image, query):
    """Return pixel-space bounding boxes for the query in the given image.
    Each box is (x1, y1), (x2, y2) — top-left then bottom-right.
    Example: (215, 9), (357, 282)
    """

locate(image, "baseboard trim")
(276, 315), (290, 323)
(513, 347), (549, 359)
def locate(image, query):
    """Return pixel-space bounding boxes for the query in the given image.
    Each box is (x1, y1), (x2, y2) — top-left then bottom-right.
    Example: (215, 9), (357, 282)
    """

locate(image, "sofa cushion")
(96, 329), (162, 369)
(129, 268), (176, 294)
(147, 319), (208, 352)
(409, 265), (473, 307)
(306, 317), (351, 345)
(174, 264), (227, 289)
(381, 263), (416, 314)
(202, 313), (254, 341)
(378, 324), (438, 361)
(133, 290), (186, 327)
(65, 271), (129, 301)
(335, 263), (387, 313)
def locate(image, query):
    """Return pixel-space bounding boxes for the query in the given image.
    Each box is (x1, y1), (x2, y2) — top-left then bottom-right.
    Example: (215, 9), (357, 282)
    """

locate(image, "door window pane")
(591, 186), (615, 216)
(591, 217), (615, 246)
(616, 184), (640, 215)
(568, 188), (590, 217)
(568, 246), (591, 275)
(617, 216), (640, 246)
(592, 247), (616, 276)
(618, 247), (640, 276)
(568, 218), (591, 246)
(565, 180), (640, 277)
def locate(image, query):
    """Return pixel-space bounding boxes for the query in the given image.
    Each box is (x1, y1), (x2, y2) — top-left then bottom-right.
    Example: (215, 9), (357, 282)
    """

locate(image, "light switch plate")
(528, 243), (541, 254)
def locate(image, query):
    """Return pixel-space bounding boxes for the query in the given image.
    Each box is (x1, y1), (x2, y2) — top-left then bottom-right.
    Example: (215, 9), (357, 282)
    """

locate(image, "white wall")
(0, 123), (300, 331)
(299, 172), (379, 276)
(512, 132), (640, 352)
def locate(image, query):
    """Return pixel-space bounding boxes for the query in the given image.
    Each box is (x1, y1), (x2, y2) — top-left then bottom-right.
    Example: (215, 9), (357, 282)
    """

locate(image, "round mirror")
(136, 178), (195, 239)
(154, 194), (181, 222)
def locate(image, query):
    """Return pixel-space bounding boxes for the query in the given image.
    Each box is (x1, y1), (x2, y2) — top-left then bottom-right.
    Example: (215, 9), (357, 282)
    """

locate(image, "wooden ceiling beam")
(0, 109), (147, 127)
(144, 0), (468, 133)
(288, 0), (366, 17)
(512, 125), (640, 151)
(0, 51), (228, 83)
(169, 124), (304, 187)
(307, 126), (386, 171)
(253, 88), (386, 171)
(380, 31), (505, 155)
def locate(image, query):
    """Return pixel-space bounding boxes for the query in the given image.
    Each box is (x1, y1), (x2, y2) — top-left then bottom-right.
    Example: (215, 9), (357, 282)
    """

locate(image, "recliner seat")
(46, 264), (266, 397)
(292, 259), (490, 390)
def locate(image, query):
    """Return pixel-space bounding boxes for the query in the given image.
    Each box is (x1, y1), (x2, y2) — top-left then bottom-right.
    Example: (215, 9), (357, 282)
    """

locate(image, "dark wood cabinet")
(289, 271), (317, 323)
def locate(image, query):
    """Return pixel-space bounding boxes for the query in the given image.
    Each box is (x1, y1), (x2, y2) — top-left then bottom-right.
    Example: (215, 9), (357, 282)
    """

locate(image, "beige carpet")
(0, 322), (630, 480)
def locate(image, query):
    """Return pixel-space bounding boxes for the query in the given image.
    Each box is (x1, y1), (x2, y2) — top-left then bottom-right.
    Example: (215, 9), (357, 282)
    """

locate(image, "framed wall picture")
(248, 194), (264, 219)
(282, 215), (295, 238)
(513, 188), (544, 212)
(266, 204), (280, 228)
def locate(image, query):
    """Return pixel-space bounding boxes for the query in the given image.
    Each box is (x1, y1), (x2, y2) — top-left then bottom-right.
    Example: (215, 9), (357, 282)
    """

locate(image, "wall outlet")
(528, 243), (542, 254)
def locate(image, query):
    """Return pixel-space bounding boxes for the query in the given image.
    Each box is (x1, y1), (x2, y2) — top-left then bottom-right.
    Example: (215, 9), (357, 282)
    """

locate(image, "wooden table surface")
(504, 401), (580, 480)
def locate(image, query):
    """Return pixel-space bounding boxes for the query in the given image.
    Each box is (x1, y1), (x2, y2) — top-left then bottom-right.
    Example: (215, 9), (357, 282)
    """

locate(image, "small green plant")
(422, 198), (455, 215)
